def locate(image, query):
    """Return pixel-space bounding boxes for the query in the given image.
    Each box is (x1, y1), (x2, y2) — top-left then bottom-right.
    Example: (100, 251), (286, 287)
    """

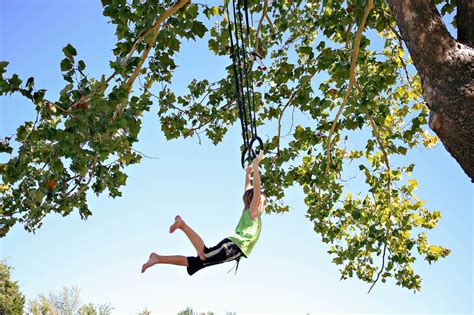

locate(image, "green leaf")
(26, 77), (35, 90)
(9, 74), (22, 89)
(60, 58), (73, 72)
(351, 210), (361, 220)
(0, 142), (13, 154)
(398, 146), (407, 155)
(78, 60), (86, 71)
(62, 43), (77, 60)
(192, 21), (207, 38)
(210, 6), (220, 16)
(0, 61), (9, 75)
(408, 179), (418, 190)
(33, 90), (46, 104)
(60, 83), (73, 96)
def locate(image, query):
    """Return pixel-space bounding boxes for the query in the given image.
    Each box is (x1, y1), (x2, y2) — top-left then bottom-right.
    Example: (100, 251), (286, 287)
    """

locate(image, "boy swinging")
(141, 156), (265, 276)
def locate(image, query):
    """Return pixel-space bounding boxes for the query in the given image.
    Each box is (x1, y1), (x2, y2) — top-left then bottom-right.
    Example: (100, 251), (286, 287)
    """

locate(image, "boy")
(141, 156), (265, 275)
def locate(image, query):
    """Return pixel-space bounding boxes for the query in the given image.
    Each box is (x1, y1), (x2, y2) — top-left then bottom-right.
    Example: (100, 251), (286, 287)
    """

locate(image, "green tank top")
(228, 209), (262, 257)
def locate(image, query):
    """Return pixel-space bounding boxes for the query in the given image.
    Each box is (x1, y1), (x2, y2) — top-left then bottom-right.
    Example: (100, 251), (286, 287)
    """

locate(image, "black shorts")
(187, 238), (244, 276)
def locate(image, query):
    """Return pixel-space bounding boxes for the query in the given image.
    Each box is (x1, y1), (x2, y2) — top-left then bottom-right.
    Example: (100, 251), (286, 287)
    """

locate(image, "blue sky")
(1, 0), (472, 314)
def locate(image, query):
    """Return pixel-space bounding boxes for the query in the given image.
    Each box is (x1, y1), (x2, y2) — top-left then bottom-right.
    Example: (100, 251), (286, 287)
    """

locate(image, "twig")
(65, 69), (118, 114)
(388, 22), (405, 43)
(339, 173), (358, 183)
(277, 74), (314, 153)
(68, 155), (98, 199)
(399, 57), (411, 84)
(194, 2), (212, 8)
(386, 22), (413, 88)
(131, 148), (160, 160)
(354, 79), (363, 94)
(366, 113), (393, 293)
(22, 106), (42, 150)
(44, 100), (77, 119)
(183, 98), (236, 137)
(138, 77), (190, 115)
(345, 19), (355, 50)
(64, 174), (82, 183)
(283, 105), (297, 138)
(265, 12), (275, 32)
(325, 0), (374, 173)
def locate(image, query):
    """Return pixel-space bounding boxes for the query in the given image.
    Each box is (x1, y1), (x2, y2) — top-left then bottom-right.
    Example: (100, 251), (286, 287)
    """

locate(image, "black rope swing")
(226, 0), (264, 168)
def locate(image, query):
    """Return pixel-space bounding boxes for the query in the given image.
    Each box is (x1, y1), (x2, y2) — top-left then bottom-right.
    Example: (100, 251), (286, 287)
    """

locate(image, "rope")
(227, 0), (262, 167)
(236, 0), (255, 139)
(227, 3), (250, 150)
(243, 0), (258, 138)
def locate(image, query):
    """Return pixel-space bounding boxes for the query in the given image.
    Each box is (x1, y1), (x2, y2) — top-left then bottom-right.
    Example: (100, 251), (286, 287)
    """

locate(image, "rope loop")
(227, 0), (263, 168)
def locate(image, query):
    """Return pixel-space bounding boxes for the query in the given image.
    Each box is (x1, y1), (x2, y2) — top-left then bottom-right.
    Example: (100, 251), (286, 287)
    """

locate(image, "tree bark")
(387, 0), (474, 182)
(457, 0), (474, 47)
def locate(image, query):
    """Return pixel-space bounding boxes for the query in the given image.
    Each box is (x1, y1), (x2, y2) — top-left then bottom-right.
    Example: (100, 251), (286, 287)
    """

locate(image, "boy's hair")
(243, 188), (254, 209)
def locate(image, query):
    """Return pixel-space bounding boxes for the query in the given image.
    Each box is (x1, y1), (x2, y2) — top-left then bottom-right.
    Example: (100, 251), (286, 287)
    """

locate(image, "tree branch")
(457, 0), (474, 47)
(265, 11), (275, 33)
(254, 0), (269, 55)
(113, 0), (191, 121)
(366, 113), (393, 293)
(386, 0), (456, 81)
(325, 0), (374, 173)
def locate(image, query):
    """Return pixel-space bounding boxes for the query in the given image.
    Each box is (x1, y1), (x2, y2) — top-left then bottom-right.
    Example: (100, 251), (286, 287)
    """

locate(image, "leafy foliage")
(0, 0), (452, 291)
(0, 260), (25, 315)
(28, 285), (113, 315)
(77, 303), (114, 315)
(177, 307), (216, 315)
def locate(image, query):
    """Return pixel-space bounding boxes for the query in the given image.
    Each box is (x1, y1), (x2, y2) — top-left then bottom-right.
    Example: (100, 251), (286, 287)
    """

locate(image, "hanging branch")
(366, 112), (393, 293)
(354, 77), (394, 293)
(113, 0), (191, 121)
(44, 2), (191, 119)
(325, 0), (374, 173)
(63, 0), (192, 203)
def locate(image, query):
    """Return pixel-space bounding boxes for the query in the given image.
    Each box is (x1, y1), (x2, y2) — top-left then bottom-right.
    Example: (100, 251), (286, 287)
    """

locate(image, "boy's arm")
(258, 194), (267, 216)
(249, 158), (262, 219)
(245, 165), (252, 191)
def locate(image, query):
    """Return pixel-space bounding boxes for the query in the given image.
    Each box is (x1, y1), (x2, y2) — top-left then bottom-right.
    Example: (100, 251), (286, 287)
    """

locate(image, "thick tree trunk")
(457, 0), (474, 47)
(387, 0), (474, 182)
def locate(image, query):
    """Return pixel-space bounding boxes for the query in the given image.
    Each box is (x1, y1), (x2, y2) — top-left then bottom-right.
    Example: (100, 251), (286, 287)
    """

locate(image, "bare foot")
(141, 252), (159, 273)
(169, 215), (184, 234)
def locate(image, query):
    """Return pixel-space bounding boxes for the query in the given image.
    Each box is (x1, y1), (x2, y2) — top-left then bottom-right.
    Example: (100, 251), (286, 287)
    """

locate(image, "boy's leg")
(141, 252), (188, 273)
(170, 215), (206, 260)
(187, 239), (244, 276)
